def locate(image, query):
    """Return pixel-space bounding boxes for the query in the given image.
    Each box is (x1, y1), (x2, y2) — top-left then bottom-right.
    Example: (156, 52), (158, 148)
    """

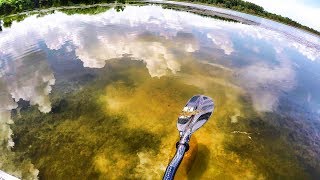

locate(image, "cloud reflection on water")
(207, 32), (234, 55)
(0, 5), (319, 147)
(0, 4), (320, 178)
(238, 58), (295, 112)
(0, 51), (53, 179)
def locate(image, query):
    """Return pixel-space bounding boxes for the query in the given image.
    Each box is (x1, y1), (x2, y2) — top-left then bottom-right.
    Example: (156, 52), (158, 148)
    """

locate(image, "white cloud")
(245, 0), (320, 31)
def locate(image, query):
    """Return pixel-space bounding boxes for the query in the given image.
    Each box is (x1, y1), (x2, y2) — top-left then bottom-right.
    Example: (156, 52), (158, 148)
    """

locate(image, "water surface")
(0, 3), (320, 179)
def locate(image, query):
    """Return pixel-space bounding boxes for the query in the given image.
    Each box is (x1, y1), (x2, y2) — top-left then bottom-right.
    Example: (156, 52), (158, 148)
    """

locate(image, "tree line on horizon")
(0, 0), (319, 36)
(0, 3), (127, 29)
(182, 0), (320, 35)
(0, 0), (121, 16)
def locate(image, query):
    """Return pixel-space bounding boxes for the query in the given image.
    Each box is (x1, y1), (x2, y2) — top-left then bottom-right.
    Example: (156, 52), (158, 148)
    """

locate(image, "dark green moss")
(11, 60), (163, 179)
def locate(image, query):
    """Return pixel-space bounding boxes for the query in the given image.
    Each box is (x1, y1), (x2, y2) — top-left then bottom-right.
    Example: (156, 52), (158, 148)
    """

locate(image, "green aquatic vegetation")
(10, 60), (202, 178)
(222, 115), (309, 179)
(9, 59), (319, 178)
(161, 3), (239, 23)
(12, 85), (161, 178)
(1, 13), (26, 27)
(59, 5), (111, 15)
(216, 96), (315, 178)
(0, 0), (117, 16)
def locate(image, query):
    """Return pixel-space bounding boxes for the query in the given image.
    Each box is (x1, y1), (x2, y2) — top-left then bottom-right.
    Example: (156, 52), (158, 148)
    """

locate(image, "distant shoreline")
(167, 0), (320, 37)
(0, 0), (319, 37)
